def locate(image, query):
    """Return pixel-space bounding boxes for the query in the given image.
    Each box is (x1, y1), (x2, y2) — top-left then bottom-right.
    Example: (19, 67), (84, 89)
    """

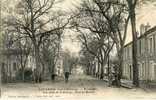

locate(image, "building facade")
(0, 49), (27, 82)
(123, 24), (156, 82)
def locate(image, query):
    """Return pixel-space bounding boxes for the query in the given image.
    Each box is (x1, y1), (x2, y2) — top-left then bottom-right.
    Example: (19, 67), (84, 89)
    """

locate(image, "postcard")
(1, 0), (156, 100)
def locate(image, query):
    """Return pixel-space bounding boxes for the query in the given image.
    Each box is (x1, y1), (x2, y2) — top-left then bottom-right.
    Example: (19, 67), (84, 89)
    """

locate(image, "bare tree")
(93, 0), (130, 86)
(16, 37), (31, 82)
(78, 32), (114, 79)
(126, 0), (139, 87)
(1, 32), (12, 83)
(4, 0), (74, 83)
(73, 0), (129, 86)
(79, 46), (95, 75)
(40, 34), (61, 80)
(0, 0), (2, 86)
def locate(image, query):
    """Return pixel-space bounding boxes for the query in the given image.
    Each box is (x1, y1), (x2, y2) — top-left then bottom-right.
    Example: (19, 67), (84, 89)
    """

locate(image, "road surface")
(1, 74), (156, 100)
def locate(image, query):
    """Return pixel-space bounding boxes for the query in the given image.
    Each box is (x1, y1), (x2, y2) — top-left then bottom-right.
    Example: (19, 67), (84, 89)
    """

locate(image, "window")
(139, 40), (142, 55)
(125, 49), (127, 59)
(150, 61), (154, 80)
(13, 63), (16, 71)
(138, 64), (141, 79)
(141, 39), (145, 54)
(127, 47), (129, 58)
(154, 65), (156, 80)
(129, 65), (132, 80)
(129, 45), (132, 58)
(150, 38), (152, 52)
(1, 63), (5, 72)
(142, 62), (145, 79)
(137, 40), (140, 56)
(149, 37), (153, 53)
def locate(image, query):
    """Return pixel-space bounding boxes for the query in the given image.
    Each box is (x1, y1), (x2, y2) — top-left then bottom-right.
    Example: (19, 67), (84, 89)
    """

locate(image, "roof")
(124, 26), (156, 47)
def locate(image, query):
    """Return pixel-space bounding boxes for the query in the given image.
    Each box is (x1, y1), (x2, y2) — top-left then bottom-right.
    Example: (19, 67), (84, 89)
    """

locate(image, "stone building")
(123, 24), (156, 82)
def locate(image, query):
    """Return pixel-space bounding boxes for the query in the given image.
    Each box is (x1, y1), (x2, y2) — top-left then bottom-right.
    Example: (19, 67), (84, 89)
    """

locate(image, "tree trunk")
(34, 45), (43, 83)
(89, 63), (91, 75)
(51, 65), (55, 80)
(127, 0), (139, 88)
(97, 60), (100, 79)
(100, 62), (104, 80)
(22, 69), (25, 82)
(51, 64), (55, 74)
(130, 6), (139, 87)
(113, 44), (124, 87)
(116, 46), (124, 87)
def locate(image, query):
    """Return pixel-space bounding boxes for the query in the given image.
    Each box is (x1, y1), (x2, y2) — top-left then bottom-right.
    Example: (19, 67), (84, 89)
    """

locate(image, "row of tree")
(1, 0), (155, 86)
(73, 0), (152, 87)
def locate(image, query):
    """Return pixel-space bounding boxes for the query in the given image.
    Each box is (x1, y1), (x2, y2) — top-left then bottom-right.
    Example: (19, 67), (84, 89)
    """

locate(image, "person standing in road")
(63, 51), (71, 83)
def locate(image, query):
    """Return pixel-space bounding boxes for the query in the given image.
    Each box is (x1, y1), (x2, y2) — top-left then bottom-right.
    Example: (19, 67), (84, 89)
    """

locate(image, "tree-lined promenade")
(1, 0), (156, 88)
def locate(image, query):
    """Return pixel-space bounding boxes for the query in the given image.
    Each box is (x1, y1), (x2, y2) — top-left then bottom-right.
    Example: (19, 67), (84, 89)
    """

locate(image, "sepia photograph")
(1, 0), (156, 100)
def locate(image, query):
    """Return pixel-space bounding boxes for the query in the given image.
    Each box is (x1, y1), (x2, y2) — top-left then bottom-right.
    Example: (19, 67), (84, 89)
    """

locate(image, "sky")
(57, 0), (82, 54)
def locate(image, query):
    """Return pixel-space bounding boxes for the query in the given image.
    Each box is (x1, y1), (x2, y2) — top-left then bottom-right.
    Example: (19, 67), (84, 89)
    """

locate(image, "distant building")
(0, 37), (64, 82)
(1, 48), (28, 82)
(123, 23), (156, 81)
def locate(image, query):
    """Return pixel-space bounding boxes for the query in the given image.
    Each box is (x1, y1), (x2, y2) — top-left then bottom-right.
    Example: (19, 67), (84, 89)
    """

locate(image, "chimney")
(145, 22), (151, 32)
(136, 31), (140, 38)
(140, 24), (145, 35)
